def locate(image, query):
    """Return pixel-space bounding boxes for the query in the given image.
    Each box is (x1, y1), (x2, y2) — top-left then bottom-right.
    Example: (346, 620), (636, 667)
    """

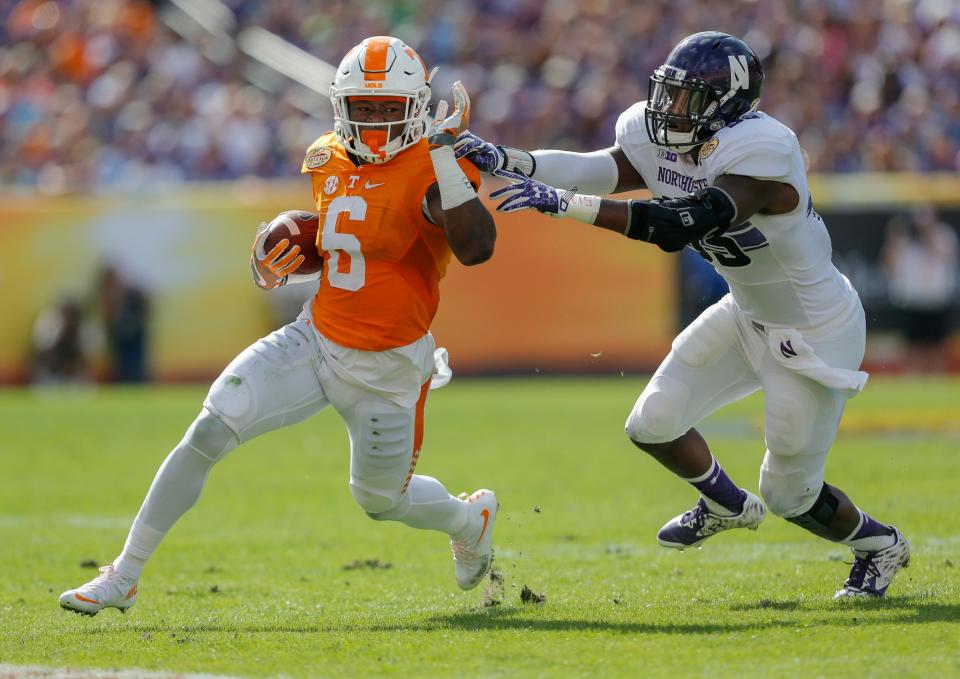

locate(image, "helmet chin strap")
(659, 127), (700, 153)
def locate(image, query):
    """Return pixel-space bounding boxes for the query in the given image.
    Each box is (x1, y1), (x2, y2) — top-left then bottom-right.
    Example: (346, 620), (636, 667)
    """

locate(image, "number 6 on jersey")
(322, 195), (367, 291)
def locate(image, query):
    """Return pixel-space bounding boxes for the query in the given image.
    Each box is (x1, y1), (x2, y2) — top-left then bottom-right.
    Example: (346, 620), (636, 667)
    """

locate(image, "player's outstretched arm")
(490, 172), (799, 253)
(455, 131), (645, 194)
(427, 83), (496, 265)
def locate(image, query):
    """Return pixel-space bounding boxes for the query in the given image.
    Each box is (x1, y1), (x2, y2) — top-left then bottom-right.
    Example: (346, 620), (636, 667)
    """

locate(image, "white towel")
(767, 328), (869, 398)
(430, 347), (453, 390)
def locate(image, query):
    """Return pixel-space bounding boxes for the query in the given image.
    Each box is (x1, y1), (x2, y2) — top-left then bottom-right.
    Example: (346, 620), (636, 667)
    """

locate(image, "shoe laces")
(679, 500), (708, 531)
(847, 553), (881, 587)
(82, 565), (128, 597)
(451, 535), (479, 562)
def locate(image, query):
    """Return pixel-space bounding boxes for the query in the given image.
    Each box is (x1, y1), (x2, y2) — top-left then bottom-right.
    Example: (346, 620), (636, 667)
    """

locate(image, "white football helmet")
(330, 36), (434, 163)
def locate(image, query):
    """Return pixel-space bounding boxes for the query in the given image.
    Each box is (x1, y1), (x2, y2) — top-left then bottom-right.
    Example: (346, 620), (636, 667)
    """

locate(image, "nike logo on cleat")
(476, 508), (490, 545)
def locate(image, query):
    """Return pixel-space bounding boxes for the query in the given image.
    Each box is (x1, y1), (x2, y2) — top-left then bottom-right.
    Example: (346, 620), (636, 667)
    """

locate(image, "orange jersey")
(301, 132), (482, 351)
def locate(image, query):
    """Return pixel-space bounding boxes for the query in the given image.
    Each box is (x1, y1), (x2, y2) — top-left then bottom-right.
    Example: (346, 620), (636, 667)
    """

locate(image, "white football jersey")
(615, 102), (860, 330)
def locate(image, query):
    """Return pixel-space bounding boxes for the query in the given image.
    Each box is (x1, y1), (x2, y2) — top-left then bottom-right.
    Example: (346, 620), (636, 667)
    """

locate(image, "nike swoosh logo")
(364, 181), (385, 189)
(74, 594), (99, 604)
(476, 508), (490, 545)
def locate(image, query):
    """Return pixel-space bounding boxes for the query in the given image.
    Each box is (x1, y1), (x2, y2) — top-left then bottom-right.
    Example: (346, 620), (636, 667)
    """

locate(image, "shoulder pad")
(615, 101), (649, 147)
(701, 114), (796, 181)
(301, 133), (339, 173)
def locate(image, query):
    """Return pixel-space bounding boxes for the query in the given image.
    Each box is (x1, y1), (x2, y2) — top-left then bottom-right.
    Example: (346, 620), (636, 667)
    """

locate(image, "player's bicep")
(713, 174), (798, 221)
(610, 146), (647, 193)
(425, 184), (444, 226)
(425, 182), (495, 265)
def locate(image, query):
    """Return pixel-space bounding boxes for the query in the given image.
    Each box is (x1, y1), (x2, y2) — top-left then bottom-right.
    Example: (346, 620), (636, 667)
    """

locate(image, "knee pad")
(759, 460), (823, 518)
(625, 375), (690, 445)
(349, 481), (405, 517)
(782, 483), (839, 539)
(347, 402), (415, 515)
(205, 370), (258, 436)
(183, 408), (238, 463)
(357, 487), (412, 521)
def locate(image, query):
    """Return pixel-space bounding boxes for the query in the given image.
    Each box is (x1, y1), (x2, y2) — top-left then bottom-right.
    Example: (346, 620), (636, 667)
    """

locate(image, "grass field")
(1, 376), (958, 678)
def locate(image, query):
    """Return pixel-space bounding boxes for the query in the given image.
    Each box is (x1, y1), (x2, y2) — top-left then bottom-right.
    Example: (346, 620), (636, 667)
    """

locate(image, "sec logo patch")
(699, 138), (719, 161)
(323, 175), (340, 195)
(305, 146), (333, 169)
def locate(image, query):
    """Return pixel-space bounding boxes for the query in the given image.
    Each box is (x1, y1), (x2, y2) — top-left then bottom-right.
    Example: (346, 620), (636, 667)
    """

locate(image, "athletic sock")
(843, 510), (896, 551)
(684, 456), (745, 516)
(375, 475), (470, 535)
(113, 552), (146, 581)
(112, 422), (226, 580)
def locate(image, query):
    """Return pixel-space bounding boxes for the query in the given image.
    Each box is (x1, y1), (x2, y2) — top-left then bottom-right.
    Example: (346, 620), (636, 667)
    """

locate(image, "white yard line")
(0, 665), (243, 679)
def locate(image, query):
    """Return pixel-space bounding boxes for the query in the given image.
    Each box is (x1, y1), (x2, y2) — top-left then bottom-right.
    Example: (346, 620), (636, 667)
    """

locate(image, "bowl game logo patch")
(305, 146), (333, 169)
(699, 138), (719, 161)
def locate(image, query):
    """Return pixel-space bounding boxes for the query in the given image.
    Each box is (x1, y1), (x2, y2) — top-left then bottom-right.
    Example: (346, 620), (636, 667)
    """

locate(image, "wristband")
(561, 191), (601, 224)
(430, 145), (477, 210)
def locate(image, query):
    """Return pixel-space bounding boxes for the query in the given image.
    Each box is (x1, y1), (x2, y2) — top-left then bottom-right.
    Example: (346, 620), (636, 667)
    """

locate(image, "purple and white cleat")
(834, 526), (910, 599)
(657, 491), (766, 550)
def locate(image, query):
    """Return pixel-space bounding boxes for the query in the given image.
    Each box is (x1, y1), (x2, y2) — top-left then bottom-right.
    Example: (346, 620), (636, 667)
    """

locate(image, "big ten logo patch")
(658, 148), (678, 162)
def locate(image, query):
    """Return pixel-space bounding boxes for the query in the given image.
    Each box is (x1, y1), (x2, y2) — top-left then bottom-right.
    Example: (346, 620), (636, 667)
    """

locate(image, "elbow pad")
(625, 186), (738, 252)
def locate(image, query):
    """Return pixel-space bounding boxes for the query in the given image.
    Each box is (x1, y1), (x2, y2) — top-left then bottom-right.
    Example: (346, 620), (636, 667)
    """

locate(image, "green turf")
(1, 376), (958, 678)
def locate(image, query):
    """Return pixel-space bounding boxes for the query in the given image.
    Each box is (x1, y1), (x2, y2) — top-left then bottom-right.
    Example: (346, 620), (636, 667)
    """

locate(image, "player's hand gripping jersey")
(301, 133), (481, 351)
(616, 103), (859, 331)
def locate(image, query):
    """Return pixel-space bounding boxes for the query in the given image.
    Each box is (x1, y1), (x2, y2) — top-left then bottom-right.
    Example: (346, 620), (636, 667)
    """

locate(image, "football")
(263, 210), (323, 275)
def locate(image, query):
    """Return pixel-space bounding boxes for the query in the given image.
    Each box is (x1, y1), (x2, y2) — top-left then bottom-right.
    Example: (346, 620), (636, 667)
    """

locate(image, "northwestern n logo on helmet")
(729, 55), (749, 91)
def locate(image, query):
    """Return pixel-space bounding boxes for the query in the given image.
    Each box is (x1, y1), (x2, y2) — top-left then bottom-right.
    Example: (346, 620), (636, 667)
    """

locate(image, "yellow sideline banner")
(0, 182), (673, 382)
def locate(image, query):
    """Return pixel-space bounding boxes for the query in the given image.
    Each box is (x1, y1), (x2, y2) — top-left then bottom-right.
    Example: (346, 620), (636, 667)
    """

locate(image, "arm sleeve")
(530, 149), (619, 195)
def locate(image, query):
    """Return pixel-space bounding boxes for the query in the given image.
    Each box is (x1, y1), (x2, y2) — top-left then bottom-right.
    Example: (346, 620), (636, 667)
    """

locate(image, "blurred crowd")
(2, 0), (960, 193)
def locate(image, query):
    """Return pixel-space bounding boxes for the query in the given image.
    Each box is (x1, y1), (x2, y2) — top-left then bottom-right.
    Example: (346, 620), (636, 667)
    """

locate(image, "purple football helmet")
(645, 31), (764, 151)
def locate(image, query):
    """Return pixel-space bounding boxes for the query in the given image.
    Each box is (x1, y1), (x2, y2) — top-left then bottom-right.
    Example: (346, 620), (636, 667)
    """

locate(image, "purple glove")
(455, 132), (536, 176)
(489, 170), (574, 215)
(454, 131), (504, 173)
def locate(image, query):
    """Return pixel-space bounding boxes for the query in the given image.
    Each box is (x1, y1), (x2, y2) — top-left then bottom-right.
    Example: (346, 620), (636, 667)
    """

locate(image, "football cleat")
(59, 563), (138, 616)
(450, 489), (498, 590)
(834, 527), (910, 599)
(657, 490), (766, 549)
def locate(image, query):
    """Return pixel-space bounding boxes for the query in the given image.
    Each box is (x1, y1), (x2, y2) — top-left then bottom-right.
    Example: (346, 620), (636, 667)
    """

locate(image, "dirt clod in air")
(520, 585), (546, 604)
(480, 568), (505, 608)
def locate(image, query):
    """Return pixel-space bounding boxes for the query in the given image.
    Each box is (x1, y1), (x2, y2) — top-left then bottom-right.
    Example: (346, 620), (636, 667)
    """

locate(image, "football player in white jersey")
(457, 31), (909, 599)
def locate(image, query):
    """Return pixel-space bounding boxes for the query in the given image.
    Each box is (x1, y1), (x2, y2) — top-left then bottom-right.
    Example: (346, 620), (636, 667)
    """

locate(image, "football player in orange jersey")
(59, 36), (500, 617)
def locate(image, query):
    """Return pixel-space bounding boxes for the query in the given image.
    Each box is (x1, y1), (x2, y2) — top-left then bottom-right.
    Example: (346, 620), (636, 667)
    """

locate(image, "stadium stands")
(2, 0), (959, 193)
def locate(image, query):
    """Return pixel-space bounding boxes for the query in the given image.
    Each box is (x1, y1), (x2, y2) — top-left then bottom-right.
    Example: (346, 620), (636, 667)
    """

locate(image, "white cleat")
(657, 491), (766, 550)
(450, 489), (498, 590)
(59, 563), (138, 617)
(834, 527), (910, 599)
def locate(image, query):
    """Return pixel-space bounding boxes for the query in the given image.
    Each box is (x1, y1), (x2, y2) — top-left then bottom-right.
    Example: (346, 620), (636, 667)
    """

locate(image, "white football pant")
(117, 316), (468, 574)
(625, 294), (866, 519)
